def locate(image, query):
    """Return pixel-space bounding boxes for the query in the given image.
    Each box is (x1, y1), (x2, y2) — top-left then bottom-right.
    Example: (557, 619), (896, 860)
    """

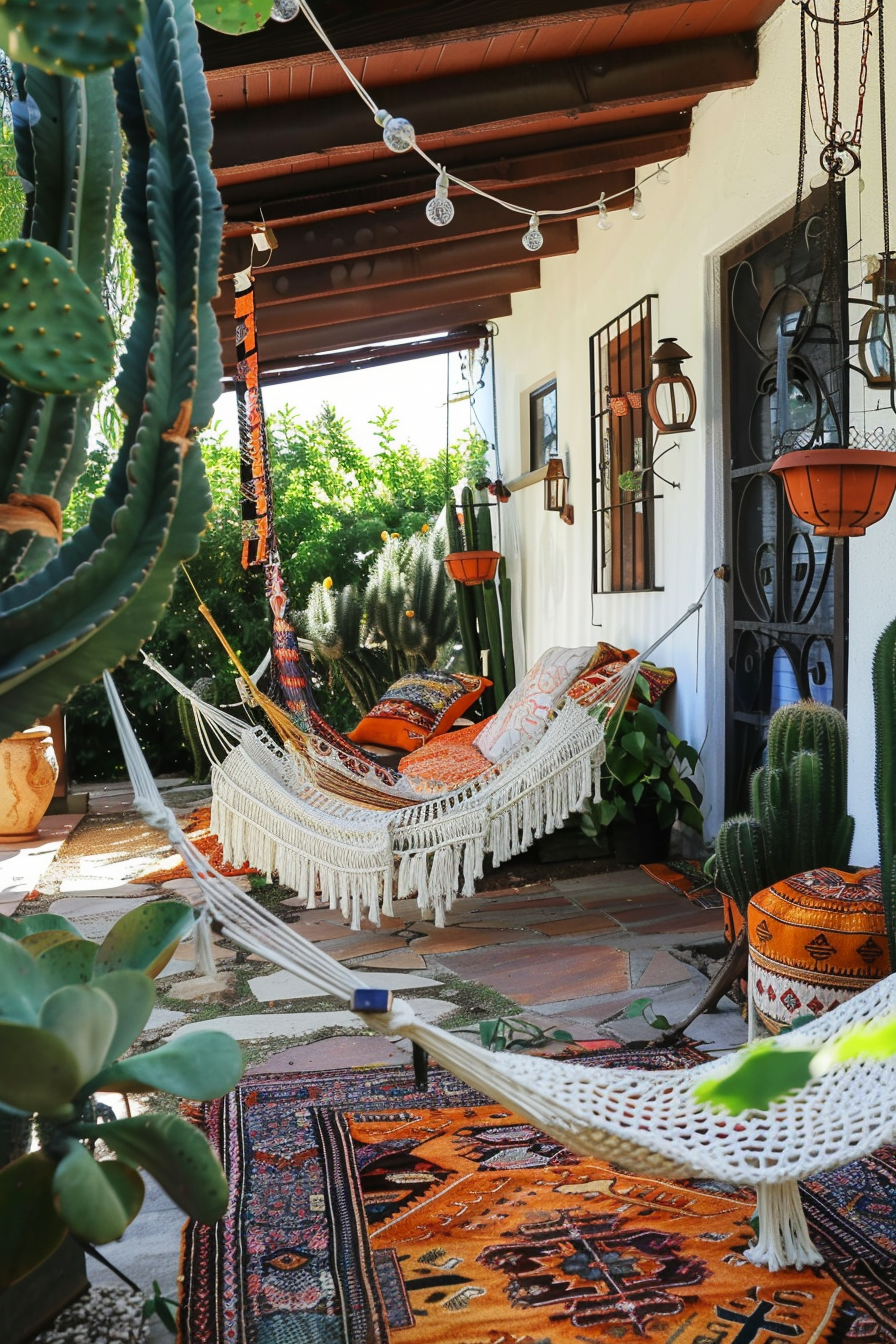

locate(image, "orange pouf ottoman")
(748, 866), (890, 1034)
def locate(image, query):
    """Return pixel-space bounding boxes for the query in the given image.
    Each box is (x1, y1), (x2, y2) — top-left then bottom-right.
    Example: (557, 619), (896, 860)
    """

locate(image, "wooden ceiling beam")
(219, 114), (690, 216)
(210, 33), (756, 178)
(215, 220), (578, 315)
(222, 299), (514, 373)
(200, 2), (708, 75)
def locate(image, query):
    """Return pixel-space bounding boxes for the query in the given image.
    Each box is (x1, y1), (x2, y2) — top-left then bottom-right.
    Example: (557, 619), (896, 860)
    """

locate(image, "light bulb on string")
(522, 213), (544, 251)
(270, 0), (300, 19)
(630, 186), (645, 220)
(655, 163), (670, 185)
(374, 108), (416, 153)
(425, 168), (455, 226)
(597, 195), (612, 231)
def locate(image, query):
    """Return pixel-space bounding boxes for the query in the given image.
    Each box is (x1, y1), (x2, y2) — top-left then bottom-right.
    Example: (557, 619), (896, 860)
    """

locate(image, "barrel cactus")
(0, 0), (223, 738)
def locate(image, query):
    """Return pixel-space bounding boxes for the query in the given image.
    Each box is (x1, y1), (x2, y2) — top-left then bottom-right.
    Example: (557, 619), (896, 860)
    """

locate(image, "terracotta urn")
(0, 726), (59, 842)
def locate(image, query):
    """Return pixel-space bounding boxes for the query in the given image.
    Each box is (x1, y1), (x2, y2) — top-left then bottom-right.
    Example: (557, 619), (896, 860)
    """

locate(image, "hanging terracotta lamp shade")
(647, 337), (697, 434)
(544, 453), (568, 512)
(444, 550), (500, 585)
(769, 447), (896, 537)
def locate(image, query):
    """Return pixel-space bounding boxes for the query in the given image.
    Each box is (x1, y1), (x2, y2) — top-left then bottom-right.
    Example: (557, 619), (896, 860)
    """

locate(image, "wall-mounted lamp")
(544, 454), (567, 512)
(647, 337), (696, 434)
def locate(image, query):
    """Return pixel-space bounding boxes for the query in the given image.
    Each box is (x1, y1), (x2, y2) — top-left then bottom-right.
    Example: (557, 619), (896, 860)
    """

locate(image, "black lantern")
(544, 453), (567, 512)
(647, 337), (697, 434)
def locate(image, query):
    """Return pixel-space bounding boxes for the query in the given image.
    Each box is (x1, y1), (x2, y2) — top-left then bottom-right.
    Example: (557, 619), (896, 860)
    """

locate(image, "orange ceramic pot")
(769, 448), (896, 537)
(0, 726), (59, 842)
(444, 550), (500, 586)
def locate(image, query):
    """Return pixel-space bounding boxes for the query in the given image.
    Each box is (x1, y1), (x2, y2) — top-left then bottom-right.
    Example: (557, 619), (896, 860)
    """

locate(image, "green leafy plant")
(622, 996), (672, 1032)
(460, 1016), (574, 1053)
(0, 902), (243, 1291)
(874, 616), (896, 966)
(580, 700), (703, 838)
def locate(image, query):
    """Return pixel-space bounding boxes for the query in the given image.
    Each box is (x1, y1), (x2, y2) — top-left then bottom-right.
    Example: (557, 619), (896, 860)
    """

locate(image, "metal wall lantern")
(647, 337), (697, 434)
(544, 453), (567, 512)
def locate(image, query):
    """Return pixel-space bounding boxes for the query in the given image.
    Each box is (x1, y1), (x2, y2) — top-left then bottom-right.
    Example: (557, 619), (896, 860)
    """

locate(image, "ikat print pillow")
(348, 669), (490, 753)
(475, 645), (594, 764)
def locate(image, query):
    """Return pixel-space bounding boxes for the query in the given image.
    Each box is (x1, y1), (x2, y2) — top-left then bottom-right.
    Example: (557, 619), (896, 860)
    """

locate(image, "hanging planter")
(769, 447), (896, 537)
(444, 550), (500, 585)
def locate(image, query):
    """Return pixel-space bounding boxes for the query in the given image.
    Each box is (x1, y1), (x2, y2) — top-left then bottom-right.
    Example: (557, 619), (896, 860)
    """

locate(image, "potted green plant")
(0, 902), (243, 1342)
(580, 701), (703, 863)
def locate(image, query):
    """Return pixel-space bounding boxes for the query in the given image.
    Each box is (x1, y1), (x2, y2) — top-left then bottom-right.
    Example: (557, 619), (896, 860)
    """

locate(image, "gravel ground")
(31, 1287), (149, 1344)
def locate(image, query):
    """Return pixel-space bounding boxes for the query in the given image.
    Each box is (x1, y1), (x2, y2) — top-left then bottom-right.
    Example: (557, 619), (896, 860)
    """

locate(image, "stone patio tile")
(159, 878), (200, 895)
(281, 901), (347, 920)
(476, 882), (554, 900)
(170, 996), (453, 1042)
(527, 988), (651, 1023)
(362, 914), (408, 931)
(329, 933), (407, 961)
(247, 968), (442, 1003)
(286, 919), (359, 942)
(476, 894), (570, 910)
(621, 909), (724, 935)
(530, 912), (619, 937)
(357, 950), (428, 970)
(637, 950), (693, 987)
(246, 1035), (413, 1074)
(0, 894), (23, 915)
(146, 1007), (188, 1030)
(553, 870), (654, 895)
(0, 815), (81, 902)
(409, 926), (532, 954)
(440, 942), (630, 1005)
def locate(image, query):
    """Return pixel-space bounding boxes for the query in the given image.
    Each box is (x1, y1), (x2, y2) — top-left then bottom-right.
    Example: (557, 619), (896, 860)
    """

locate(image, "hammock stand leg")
(656, 929), (747, 1045)
(746, 1181), (823, 1272)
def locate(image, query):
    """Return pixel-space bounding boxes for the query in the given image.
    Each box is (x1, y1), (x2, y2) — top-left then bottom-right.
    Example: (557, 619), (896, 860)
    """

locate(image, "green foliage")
(193, 0), (272, 34)
(622, 996), (672, 1031)
(0, 903), (242, 1290)
(580, 700), (703, 840)
(462, 1016), (574, 1053)
(713, 700), (853, 915)
(0, 0), (144, 77)
(874, 617), (896, 966)
(0, 108), (24, 243)
(0, 0), (222, 737)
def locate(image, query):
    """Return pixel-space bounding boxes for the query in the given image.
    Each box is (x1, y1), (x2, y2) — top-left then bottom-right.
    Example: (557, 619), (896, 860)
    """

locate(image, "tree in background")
(64, 404), (488, 778)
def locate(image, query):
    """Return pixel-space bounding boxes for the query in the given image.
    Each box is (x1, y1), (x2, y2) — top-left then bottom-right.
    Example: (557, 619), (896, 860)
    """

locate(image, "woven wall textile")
(233, 271), (275, 570)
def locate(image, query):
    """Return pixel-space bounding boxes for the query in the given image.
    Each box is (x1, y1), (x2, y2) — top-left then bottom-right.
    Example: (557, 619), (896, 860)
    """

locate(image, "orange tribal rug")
(182, 1053), (895, 1343)
(132, 806), (259, 884)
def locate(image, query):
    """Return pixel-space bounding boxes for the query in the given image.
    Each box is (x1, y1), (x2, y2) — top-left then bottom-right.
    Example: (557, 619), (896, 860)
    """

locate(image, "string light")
(270, 0), (300, 19)
(374, 108), (416, 153)
(286, 1), (676, 251)
(425, 168), (455, 226)
(521, 214), (544, 251)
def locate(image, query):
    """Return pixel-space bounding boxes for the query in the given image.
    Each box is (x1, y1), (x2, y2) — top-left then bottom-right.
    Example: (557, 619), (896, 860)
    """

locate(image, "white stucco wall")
(490, 3), (896, 852)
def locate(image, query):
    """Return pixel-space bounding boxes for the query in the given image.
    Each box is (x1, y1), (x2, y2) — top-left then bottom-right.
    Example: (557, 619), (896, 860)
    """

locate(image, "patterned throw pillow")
(348, 670), (490, 753)
(475, 646), (594, 764)
(399, 719), (494, 791)
(566, 643), (676, 713)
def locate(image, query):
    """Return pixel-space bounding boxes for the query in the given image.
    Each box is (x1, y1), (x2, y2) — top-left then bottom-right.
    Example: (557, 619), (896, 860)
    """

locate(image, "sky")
(211, 349), (485, 458)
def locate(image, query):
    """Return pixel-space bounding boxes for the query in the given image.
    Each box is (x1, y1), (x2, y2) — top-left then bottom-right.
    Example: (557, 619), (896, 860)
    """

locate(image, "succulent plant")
(0, 900), (242, 1290)
(0, 0), (223, 737)
(446, 485), (516, 712)
(874, 616), (896, 965)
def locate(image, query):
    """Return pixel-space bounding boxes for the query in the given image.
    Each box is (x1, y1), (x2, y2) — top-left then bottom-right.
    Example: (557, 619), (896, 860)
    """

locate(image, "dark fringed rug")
(642, 859), (724, 909)
(181, 1046), (896, 1344)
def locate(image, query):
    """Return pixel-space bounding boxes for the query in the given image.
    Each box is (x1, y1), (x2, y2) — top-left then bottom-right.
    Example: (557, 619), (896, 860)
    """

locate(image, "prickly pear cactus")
(0, 0), (223, 737)
(0, 0), (144, 77)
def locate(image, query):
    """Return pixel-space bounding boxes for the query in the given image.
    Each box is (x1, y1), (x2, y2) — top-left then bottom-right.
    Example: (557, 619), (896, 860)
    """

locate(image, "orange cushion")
(348, 670), (490, 753)
(399, 719), (494, 790)
(567, 644), (675, 714)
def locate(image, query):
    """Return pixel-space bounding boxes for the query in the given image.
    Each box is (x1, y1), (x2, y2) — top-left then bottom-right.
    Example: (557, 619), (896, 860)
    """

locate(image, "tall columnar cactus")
(448, 485), (516, 714)
(446, 491), (481, 679)
(0, 0), (223, 739)
(715, 700), (854, 915)
(874, 617), (896, 966)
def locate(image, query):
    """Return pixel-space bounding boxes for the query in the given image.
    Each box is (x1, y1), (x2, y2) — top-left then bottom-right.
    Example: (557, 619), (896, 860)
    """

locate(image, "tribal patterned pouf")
(748, 866), (890, 1034)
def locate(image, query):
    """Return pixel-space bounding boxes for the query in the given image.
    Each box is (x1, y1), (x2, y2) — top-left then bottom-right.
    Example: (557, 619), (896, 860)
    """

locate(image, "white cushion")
(475, 646), (594, 764)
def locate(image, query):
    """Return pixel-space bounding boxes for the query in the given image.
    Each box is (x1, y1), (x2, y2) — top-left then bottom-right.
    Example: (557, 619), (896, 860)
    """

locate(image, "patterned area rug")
(641, 859), (724, 910)
(182, 1050), (896, 1344)
(133, 807), (260, 884)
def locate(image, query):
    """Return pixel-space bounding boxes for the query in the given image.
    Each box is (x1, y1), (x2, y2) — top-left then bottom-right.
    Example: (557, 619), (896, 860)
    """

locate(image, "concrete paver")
(247, 968), (443, 1003)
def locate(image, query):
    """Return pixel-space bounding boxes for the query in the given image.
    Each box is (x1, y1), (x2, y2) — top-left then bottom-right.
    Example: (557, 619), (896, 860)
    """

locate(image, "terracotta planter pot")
(769, 447), (896, 537)
(444, 550), (500, 586)
(0, 726), (59, 842)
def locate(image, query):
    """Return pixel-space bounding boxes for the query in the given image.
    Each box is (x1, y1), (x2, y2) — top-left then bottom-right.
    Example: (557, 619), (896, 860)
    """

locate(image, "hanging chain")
(806, 0), (873, 177)
(788, 2), (810, 276)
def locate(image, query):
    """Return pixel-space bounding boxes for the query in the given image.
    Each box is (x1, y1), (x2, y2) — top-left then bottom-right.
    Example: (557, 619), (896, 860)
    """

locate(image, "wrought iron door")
(723, 197), (847, 810)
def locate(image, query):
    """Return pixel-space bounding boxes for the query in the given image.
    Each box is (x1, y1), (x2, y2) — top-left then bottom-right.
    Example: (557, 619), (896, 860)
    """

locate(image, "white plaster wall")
(490, 3), (896, 849)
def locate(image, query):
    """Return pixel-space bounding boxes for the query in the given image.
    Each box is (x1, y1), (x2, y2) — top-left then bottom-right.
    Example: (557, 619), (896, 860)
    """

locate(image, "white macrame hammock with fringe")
(105, 668), (896, 1275)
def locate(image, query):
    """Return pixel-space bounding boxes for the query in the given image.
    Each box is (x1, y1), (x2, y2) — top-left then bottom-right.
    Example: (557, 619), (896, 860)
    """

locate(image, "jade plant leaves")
(0, 1152), (67, 1291)
(88, 1113), (229, 1223)
(39, 984), (118, 1087)
(93, 900), (195, 978)
(19, 929), (80, 957)
(193, 0), (272, 34)
(0, 1022), (81, 1113)
(0, 912), (81, 941)
(0, 931), (49, 1023)
(52, 1140), (145, 1244)
(0, 241), (116, 395)
(0, 0), (145, 77)
(92, 969), (156, 1067)
(34, 938), (98, 991)
(92, 1030), (243, 1100)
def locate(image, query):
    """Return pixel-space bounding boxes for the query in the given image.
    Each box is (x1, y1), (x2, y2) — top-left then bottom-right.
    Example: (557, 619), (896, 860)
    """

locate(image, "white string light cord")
(271, 0), (674, 249)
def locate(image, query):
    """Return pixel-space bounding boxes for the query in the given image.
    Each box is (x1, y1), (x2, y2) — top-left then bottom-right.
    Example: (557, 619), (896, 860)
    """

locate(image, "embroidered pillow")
(399, 718), (494, 791)
(348, 670), (490, 753)
(566, 644), (676, 714)
(475, 646), (593, 764)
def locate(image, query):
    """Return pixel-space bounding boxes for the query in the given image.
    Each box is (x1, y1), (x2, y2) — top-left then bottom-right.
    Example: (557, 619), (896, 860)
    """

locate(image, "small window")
(590, 296), (659, 593)
(529, 380), (558, 470)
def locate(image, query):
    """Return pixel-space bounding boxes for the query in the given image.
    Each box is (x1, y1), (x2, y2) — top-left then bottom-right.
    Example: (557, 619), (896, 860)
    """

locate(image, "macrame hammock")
(105, 668), (896, 1274)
